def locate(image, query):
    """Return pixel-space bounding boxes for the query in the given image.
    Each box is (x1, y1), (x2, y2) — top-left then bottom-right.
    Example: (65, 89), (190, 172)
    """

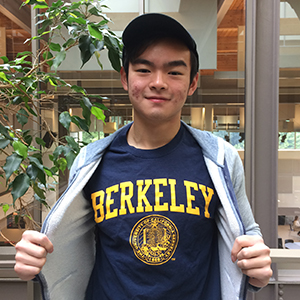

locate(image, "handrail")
(270, 248), (300, 283)
(271, 248), (300, 264)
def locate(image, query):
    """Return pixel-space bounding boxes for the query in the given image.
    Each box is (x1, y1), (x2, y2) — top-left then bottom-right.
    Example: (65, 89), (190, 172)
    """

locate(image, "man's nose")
(150, 72), (167, 90)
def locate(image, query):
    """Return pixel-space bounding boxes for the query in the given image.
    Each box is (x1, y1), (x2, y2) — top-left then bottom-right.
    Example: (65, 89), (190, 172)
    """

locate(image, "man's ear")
(188, 72), (199, 96)
(120, 67), (128, 91)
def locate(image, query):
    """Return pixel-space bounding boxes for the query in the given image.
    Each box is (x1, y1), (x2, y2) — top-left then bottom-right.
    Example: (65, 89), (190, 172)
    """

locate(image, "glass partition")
(277, 1), (300, 249)
(59, 0), (246, 150)
(0, 0), (247, 246)
(0, 7), (31, 246)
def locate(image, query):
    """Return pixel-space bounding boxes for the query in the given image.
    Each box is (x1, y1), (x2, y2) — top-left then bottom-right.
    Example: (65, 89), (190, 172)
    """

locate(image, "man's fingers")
(14, 264), (41, 281)
(231, 235), (272, 288)
(14, 252), (47, 281)
(14, 230), (53, 281)
(15, 247), (47, 267)
(240, 264), (273, 287)
(231, 235), (264, 262)
(21, 230), (54, 254)
(236, 242), (271, 262)
(236, 250), (272, 270)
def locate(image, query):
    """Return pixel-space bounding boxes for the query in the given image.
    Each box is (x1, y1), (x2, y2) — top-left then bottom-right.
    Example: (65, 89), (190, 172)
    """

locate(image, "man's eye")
(137, 69), (150, 73)
(169, 71), (182, 75)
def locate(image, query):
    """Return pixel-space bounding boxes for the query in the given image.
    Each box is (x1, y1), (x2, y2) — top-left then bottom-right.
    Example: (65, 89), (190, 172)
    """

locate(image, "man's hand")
(14, 230), (54, 281)
(231, 235), (272, 288)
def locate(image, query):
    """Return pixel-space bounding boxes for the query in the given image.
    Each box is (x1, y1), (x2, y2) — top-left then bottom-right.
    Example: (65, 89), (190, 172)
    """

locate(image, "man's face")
(121, 38), (198, 126)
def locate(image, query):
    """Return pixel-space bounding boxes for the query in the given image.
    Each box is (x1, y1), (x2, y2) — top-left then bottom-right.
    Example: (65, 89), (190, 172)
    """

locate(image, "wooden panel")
(0, 27), (5, 63)
(215, 0), (245, 73)
(218, 9), (245, 28)
(217, 53), (237, 71)
(218, 35), (238, 51)
(229, 0), (244, 11)
(0, 0), (31, 32)
(200, 69), (216, 76)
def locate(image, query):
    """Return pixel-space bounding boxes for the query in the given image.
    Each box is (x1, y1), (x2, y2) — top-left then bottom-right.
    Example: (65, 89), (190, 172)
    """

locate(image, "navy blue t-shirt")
(84, 124), (221, 299)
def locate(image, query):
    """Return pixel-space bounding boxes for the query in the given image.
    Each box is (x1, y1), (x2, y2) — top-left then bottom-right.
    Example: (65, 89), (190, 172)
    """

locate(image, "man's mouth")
(146, 96), (169, 102)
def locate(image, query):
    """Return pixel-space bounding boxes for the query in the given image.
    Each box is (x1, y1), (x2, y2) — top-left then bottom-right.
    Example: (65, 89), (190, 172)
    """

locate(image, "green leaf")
(88, 6), (102, 16)
(13, 141), (28, 159)
(52, 51), (66, 70)
(104, 35), (122, 72)
(80, 100), (91, 126)
(0, 56), (9, 63)
(52, 0), (64, 8)
(88, 7), (110, 21)
(26, 164), (39, 180)
(79, 35), (93, 68)
(48, 78), (57, 86)
(33, 182), (46, 199)
(3, 153), (23, 182)
(49, 42), (61, 52)
(70, 1), (80, 9)
(71, 85), (86, 95)
(23, 135), (33, 147)
(82, 96), (92, 110)
(66, 151), (76, 169)
(1, 203), (10, 214)
(93, 101), (108, 110)
(35, 137), (46, 147)
(71, 116), (89, 132)
(25, 103), (37, 117)
(0, 71), (12, 84)
(34, 3), (49, 9)
(94, 39), (104, 51)
(91, 106), (106, 122)
(24, 0), (47, 5)
(67, 16), (86, 25)
(0, 139), (10, 149)
(28, 145), (39, 152)
(28, 156), (44, 172)
(36, 168), (46, 185)
(57, 157), (67, 173)
(25, 214), (33, 220)
(22, 129), (32, 145)
(15, 55), (29, 65)
(53, 145), (66, 160)
(21, 76), (36, 90)
(17, 51), (32, 57)
(16, 108), (29, 126)
(44, 168), (53, 177)
(88, 24), (103, 41)
(108, 47), (121, 72)
(27, 159), (46, 186)
(67, 25), (80, 35)
(43, 51), (54, 67)
(65, 136), (80, 153)
(0, 124), (13, 140)
(12, 96), (23, 105)
(59, 111), (72, 131)
(62, 38), (76, 49)
(94, 51), (103, 69)
(11, 173), (31, 204)
(0, 63), (10, 71)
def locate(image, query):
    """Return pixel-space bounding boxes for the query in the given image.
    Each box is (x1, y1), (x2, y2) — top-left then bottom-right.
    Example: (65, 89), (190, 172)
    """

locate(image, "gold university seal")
(129, 215), (179, 265)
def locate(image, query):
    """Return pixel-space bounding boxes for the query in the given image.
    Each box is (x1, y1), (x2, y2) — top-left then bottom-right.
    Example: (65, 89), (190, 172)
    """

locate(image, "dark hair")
(122, 37), (199, 85)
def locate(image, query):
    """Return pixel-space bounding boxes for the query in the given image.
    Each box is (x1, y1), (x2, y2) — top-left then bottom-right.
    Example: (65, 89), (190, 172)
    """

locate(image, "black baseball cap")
(122, 13), (199, 69)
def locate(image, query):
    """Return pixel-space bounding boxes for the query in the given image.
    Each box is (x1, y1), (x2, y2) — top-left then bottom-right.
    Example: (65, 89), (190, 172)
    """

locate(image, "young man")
(14, 14), (272, 300)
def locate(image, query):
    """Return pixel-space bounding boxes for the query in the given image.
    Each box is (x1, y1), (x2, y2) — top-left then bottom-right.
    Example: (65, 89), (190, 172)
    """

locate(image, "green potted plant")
(0, 0), (122, 242)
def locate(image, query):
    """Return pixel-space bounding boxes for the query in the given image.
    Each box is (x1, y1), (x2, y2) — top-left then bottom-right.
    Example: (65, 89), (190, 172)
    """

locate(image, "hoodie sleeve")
(223, 141), (261, 237)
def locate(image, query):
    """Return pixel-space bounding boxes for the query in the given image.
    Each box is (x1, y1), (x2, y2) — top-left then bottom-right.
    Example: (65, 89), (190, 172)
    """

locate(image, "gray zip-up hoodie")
(37, 122), (261, 300)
